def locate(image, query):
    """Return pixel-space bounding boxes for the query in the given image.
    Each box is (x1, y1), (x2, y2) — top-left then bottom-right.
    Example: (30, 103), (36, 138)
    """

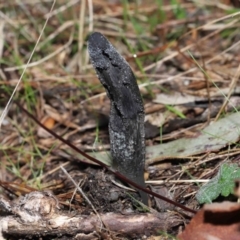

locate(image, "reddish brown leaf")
(178, 201), (240, 240)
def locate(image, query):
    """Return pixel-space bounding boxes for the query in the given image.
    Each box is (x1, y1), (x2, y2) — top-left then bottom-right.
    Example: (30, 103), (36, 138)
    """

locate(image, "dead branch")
(0, 191), (181, 239)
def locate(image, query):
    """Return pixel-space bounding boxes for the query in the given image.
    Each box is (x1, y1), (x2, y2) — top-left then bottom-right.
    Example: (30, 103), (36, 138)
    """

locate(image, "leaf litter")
(0, 0), (240, 239)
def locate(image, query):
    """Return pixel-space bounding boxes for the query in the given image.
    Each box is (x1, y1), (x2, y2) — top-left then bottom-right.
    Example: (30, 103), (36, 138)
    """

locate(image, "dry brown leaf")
(38, 116), (56, 138)
(42, 116), (55, 129)
(178, 201), (240, 240)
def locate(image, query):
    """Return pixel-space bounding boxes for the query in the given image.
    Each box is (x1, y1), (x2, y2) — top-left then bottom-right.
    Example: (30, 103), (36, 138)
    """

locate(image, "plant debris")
(0, 0), (240, 239)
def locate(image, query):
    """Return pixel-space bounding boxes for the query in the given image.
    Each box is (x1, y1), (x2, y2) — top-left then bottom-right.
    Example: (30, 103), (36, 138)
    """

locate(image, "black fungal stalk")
(88, 32), (148, 205)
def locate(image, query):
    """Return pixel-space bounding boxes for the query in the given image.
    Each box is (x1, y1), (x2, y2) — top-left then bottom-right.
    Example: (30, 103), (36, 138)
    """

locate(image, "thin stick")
(146, 179), (209, 184)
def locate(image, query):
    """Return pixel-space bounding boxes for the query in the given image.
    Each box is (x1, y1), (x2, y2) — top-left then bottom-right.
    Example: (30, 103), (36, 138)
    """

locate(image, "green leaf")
(196, 163), (240, 204)
(196, 178), (221, 204)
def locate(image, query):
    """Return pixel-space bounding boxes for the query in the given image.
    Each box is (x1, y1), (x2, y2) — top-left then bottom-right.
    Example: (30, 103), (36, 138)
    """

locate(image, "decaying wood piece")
(0, 191), (181, 238)
(88, 32), (148, 204)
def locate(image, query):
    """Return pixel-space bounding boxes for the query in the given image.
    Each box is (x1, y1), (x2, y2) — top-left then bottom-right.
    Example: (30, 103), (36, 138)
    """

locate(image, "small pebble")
(109, 191), (119, 202)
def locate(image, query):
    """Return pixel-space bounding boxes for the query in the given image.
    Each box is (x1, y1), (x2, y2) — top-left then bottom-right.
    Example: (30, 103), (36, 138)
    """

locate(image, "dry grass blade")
(4, 31), (74, 72)
(215, 63), (240, 120)
(0, 0), (56, 128)
(60, 165), (104, 230)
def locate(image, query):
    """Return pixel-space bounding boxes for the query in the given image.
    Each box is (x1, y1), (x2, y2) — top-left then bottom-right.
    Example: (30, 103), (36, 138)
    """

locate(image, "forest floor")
(0, 0), (240, 239)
